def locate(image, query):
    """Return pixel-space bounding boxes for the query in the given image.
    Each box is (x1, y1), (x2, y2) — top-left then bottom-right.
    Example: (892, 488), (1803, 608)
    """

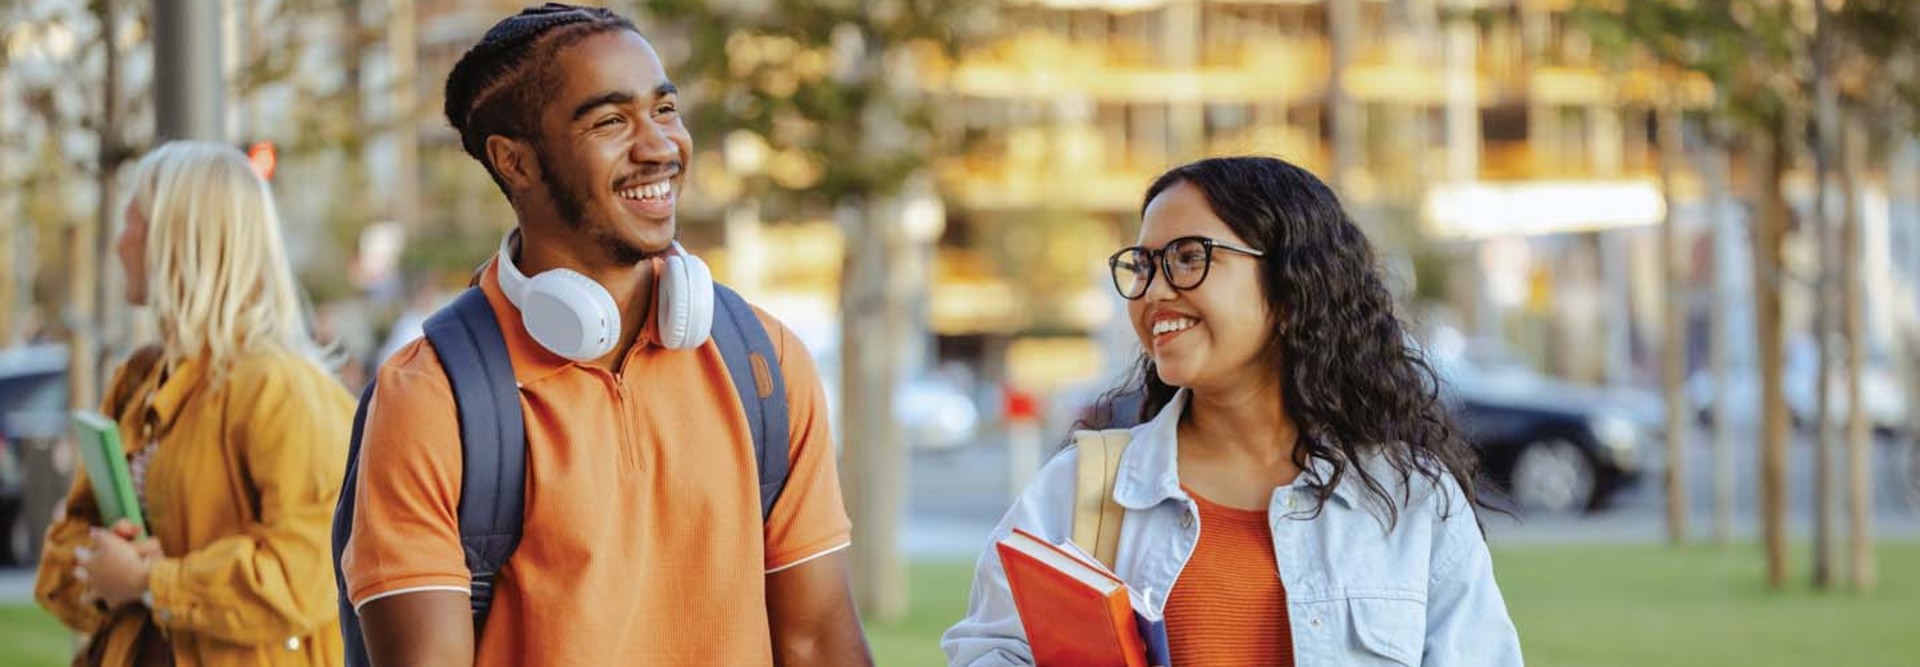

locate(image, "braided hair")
(443, 3), (639, 192)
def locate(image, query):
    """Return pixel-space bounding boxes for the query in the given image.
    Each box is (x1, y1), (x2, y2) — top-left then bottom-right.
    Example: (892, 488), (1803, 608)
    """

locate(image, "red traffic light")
(245, 142), (277, 180)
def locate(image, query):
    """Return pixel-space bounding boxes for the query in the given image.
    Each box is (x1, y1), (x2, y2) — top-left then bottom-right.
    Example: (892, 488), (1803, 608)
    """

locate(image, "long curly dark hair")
(1087, 156), (1487, 528)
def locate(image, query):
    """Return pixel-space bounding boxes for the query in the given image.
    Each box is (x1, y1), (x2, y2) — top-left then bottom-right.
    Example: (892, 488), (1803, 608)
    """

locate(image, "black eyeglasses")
(1107, 236), (1265, 300)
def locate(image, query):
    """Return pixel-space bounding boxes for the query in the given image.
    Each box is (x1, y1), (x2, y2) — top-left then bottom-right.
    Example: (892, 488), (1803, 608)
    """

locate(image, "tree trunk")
(1899, 130), (1920, 517)
(840, 199), (907, 623)
(1752, 126), (1792, 590)
(0, 78), (13, 346)
(1839, 119), (1875, 593)
(70, 0), (121, 411)
(96, 0), (124, 391)
(1810, 0), (1840, 589)
(345, 0), (364, 119)
(1704, 138), (1737, 547)
(1593, 105), (1631, 388)
(387, 0), (420, 230)
(0, 210), (11, 346)
(1658, 103), (1687, 545)
(1811, 219), (1837, 591)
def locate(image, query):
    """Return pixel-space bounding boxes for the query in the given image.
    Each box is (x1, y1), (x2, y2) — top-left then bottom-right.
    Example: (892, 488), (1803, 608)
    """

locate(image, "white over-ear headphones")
(495, 230), (715, 361)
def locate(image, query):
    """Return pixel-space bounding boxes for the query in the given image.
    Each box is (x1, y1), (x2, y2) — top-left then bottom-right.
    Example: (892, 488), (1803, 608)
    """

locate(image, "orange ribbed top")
(1163, 489), (1296, 667)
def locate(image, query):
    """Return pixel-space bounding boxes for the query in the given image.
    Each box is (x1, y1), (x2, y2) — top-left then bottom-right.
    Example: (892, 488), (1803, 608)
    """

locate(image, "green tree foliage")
(1576, 0), (1919, 134)
(640, 0), (986, 211)
(1, 0), (383, 324)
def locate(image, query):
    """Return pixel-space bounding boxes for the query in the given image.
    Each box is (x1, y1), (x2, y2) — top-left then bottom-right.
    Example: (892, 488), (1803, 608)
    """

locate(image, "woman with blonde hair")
(36, 140), (352, 666)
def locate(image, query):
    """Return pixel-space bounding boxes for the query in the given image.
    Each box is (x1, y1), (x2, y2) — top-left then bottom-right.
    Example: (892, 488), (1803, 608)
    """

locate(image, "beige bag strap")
(1070, 429), (1132, 571)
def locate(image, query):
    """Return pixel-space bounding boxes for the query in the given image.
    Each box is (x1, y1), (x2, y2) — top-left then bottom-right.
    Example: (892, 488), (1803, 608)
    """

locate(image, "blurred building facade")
(397, 0), (1920, 411)
(930, 0), (1718, 397)
(937, 0), (1920, 410)
(14, 0), (1903, 416)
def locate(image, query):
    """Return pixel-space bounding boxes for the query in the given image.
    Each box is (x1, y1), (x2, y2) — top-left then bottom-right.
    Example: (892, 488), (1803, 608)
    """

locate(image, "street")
(904, 426), (1920, 558)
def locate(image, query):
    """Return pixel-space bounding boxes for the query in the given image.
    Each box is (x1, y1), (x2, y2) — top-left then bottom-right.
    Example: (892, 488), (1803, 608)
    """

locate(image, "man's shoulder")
(729, 296), (795, 345)
(723, 292), (813, 368)
(357, 336), (463, 456)
(368, 337), (454, 409)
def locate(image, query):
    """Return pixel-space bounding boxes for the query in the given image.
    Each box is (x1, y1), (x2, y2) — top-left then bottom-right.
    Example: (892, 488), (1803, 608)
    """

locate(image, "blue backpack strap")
(710, 284), (790, 520)
(332, 288), (524, 664)
(332, 382), (378, 667)
(420, 287), (527, 619)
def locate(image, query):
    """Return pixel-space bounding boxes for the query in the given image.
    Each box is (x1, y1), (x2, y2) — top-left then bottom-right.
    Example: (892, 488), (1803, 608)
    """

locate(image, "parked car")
(0, 344), (69, 566)
(1065, 332), (1653, 516)
(1429, 334), (1655, 515)
(893, 374), (982, 452)
(814, 356), (983, 452)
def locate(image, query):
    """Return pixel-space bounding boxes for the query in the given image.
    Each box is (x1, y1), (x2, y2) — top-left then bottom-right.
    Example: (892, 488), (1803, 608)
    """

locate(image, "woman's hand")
(74, 520), (162, 608)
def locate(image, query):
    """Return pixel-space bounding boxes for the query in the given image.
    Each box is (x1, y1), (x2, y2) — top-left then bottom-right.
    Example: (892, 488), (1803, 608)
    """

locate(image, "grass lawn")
(1490, 542), (1920, 667)
(0, 603), (73, 667)
(4, 542), (1915, 666)
(866, 542), (1920, 667)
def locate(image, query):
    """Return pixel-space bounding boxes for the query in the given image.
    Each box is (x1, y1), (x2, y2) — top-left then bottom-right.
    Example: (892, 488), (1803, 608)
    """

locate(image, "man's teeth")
(1152, 318), (1197, 335)
(620, 181), (673, 201)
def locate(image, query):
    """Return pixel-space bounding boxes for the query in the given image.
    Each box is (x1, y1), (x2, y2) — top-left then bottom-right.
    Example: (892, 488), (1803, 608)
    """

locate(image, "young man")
(340, 5), (871, 665)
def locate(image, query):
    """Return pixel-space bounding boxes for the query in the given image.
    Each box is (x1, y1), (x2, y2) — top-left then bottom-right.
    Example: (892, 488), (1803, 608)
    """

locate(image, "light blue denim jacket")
(942, 390), (1524, 666)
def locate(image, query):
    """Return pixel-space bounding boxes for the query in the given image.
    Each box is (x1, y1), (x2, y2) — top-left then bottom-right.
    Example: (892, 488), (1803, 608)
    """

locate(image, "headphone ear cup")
(521, 269), (620, 361)
(495, 236), (532, 304)
(656, 253), (715, 350)
(679, 254), (715, 347)
(656, 255), (693, 349)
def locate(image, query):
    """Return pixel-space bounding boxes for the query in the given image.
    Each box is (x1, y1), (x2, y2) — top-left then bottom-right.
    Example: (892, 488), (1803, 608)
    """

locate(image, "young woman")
(36, 141), (352, 666)
(944, 157), (1522, 666)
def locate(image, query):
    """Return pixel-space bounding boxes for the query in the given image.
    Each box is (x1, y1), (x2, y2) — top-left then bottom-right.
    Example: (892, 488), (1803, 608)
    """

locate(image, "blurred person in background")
(945, 156), (1522, 666)
(35, 141), (352, 666)
(372, 278), (450, 367)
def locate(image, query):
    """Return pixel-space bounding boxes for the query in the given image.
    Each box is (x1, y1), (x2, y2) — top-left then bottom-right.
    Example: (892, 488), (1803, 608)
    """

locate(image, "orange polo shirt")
(341, 261), (851, 666)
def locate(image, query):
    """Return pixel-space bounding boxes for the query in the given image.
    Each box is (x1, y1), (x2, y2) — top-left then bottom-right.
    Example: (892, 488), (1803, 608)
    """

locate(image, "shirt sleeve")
(755, 313), (854, 572)
(1422, 475), (1524, 666)
(340, 342), (472, 609)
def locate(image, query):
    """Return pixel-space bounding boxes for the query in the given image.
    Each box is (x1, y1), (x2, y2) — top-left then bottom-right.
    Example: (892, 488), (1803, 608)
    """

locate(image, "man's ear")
(485, 135), (540, 194)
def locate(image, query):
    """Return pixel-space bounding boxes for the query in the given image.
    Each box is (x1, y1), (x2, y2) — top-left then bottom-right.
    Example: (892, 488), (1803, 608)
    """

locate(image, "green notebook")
(70, 409), (146, 537)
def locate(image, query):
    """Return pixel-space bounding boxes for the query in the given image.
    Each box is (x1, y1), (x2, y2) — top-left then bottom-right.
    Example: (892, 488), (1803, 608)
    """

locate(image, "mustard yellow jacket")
(36, 346), (352, 667)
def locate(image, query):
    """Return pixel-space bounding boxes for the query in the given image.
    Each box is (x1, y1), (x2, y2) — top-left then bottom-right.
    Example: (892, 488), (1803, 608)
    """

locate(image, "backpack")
(1070, 429), (1131, 571)
(329, 284), (789, 666)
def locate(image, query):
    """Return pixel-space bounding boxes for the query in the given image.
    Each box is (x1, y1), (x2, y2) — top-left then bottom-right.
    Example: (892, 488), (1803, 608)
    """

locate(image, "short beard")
(536, 142), (660, 266)
(594, 227), (651, 265)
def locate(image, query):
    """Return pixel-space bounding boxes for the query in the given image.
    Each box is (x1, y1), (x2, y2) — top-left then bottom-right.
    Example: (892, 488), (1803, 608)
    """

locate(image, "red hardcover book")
(997, 528), (1151, 667)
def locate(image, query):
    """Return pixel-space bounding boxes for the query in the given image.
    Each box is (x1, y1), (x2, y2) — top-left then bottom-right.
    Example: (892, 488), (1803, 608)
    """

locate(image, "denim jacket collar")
(1111, 388), (1361, 511)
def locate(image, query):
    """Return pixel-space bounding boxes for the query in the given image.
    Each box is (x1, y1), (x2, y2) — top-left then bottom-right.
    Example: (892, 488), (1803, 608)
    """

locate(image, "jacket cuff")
(39, 585), (107, 633)
(145, 557), (186, 629)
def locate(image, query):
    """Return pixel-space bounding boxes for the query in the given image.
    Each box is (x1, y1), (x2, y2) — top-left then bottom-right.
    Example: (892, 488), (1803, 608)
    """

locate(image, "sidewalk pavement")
(0, 567), (32, 604)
